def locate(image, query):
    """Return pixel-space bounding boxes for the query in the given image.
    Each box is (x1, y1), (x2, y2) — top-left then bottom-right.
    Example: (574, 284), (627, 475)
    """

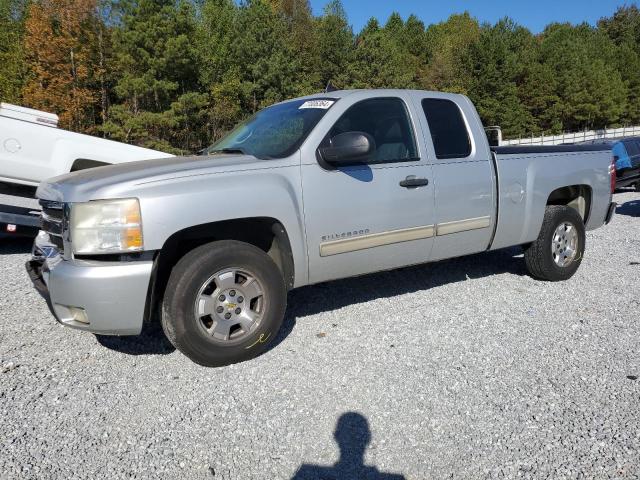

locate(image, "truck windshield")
(205, 98), (336, 159)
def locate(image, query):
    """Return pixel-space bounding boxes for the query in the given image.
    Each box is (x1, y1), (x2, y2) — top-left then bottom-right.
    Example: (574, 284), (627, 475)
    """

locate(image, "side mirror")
(319, 131), (376, 165)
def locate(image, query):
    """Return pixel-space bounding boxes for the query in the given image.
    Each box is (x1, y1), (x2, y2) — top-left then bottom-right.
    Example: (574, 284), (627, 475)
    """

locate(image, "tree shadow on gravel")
(268, 246), (526, 352)
(616, 200), (640, 217)
(0, 235), (33, 255)
(95, 323), (175, 355)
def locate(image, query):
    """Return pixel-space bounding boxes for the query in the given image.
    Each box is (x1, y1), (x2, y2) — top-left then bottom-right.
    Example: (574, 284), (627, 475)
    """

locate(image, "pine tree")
(539, 23), (627, 131)
(422, 13), (480, 94)
(228, 0), (301, 111)
(599, 6), (640, 124)
(313, 0), (353, 89)
(467, 19), (535, 137)
(198, 0), (237, 88)
(103, 0), (199, 151)
(269, 0), (317, 92)
(349, 17), (415, 89)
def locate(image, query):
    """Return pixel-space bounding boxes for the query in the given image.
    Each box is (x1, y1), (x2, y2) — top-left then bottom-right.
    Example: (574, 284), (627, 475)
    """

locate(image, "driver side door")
(300, 94), (436, 284)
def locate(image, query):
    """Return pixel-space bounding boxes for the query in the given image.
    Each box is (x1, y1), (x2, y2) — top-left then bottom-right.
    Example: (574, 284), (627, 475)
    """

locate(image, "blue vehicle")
(612, 138), (640, 190)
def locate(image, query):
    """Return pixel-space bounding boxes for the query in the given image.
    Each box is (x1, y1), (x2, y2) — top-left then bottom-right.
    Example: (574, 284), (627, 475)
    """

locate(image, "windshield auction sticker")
(299, 100), (335, 109)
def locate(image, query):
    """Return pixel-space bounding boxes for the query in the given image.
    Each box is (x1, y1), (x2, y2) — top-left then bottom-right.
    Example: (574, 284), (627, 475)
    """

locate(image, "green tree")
(313, 0), (353, 89)
(422, 13), (480, 93)
(539, 23), (627, 131)
(197, 0), (237, 88)
(402, 14), (427, 61)
(0, 0), (28, 103)
(349, 17), (415, 88)
(518, 61), (562, 133)
(103, 0), (200, 151)
(598, 5), (640, 52)
(599, 6), (640, 124)
(227, 0), (302, 111)
(467, 19), (535, 137)
(269, 0), (317, 92)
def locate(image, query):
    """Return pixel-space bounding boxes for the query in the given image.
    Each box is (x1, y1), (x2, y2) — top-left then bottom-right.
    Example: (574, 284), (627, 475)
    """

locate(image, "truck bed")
(492, 144), (612, 155)
(489, 143), (613, 251)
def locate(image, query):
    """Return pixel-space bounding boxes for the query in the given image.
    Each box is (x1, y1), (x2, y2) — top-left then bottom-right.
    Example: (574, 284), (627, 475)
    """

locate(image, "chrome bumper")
(27, 232), (153, 335)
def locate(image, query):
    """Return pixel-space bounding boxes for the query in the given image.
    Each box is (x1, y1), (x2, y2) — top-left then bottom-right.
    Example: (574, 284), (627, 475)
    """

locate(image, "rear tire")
(524, 206), (585, 281)
(162, 240), (287, 367)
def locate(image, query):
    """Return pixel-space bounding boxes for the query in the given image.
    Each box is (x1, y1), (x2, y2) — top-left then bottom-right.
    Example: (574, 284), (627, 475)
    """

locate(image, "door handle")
(399, 176), (429, 188)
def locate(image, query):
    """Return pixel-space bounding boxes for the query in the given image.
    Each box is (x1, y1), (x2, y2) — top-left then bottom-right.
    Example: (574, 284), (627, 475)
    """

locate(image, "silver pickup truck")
(27, 89), (617, 366)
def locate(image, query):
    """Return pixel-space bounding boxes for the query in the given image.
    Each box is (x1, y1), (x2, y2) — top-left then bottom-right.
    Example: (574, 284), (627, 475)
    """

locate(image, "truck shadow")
(96, 246), (526, 358)
(95, 323), (176, 355)
(269, 246), (526, 352)
(616, 200), (640, 217)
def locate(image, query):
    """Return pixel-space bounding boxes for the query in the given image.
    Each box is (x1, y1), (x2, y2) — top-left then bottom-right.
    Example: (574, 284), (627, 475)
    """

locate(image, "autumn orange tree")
(22, 0), (102, 131)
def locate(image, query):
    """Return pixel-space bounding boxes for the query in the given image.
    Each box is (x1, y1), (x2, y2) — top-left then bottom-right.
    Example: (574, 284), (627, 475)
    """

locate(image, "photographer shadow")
(291, 412), (405, 480)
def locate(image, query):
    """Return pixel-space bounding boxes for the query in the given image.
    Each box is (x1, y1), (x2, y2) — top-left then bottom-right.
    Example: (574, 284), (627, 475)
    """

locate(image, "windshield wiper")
(208, 147), (246, 155)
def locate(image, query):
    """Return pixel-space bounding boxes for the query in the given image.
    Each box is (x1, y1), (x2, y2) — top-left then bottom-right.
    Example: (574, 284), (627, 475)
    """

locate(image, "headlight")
(70, 198), (143, 254)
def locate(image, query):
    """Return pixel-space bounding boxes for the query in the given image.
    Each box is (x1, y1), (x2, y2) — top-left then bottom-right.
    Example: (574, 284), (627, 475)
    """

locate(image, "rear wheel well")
(546, 185), (592, 223)
(145, 217), (294, 325)
(70, 159), (110, 172)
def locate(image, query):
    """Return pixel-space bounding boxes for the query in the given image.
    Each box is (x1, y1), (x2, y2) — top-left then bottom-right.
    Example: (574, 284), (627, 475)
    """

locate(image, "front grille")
(42, 203), (63, 222)
(39, 200), (65, 254)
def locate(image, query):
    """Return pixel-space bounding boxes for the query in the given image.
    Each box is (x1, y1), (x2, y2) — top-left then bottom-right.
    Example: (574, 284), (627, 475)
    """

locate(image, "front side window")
(206, 98), (336, 159)
(421, 98), (472, 159)
(324, 97), (418, 164)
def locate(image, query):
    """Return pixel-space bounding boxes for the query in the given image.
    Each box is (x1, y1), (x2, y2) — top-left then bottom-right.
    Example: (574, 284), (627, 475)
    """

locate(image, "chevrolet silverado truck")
(26, 90), (617, 367)
(0, 103), (171, 235)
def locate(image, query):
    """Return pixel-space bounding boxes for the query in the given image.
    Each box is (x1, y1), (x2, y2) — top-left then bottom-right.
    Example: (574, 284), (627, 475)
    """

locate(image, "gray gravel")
(1, 191), (639, 479)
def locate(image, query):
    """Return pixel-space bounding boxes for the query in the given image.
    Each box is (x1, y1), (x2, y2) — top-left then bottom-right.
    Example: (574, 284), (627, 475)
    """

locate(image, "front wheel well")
(145, 217), (294, 326)
(546, 185), (592, 223)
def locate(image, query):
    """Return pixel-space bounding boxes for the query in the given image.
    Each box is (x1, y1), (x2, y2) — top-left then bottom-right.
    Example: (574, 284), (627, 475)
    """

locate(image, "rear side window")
(421, 98), (471, 159)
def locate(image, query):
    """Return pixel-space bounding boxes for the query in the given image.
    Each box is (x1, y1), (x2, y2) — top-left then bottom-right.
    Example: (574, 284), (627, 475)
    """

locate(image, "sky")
(308, 0), (637, 33)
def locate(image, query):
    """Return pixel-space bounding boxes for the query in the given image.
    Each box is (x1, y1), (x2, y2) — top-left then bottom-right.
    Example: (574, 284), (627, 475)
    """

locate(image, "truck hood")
(36, 154), (289, 202)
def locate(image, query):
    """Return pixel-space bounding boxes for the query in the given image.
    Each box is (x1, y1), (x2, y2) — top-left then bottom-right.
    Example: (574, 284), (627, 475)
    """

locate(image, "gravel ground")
(1, 190), (639, 479)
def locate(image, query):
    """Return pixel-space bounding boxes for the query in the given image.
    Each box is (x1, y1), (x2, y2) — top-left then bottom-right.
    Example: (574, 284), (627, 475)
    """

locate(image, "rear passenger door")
(414, 94), (496, 261)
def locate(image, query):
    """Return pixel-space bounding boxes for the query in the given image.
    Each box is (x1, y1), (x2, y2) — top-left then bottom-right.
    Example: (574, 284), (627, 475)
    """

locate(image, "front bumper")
(26, 233), (153, 335)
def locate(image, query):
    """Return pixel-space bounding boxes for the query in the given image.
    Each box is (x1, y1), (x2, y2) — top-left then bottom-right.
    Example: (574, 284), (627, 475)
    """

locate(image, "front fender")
(134, 165), (309, 287)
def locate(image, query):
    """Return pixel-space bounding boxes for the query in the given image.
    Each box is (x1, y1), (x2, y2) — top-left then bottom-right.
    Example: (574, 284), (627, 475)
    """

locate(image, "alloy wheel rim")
(551, 222), (578, 267)
(194, 268), (265, 342)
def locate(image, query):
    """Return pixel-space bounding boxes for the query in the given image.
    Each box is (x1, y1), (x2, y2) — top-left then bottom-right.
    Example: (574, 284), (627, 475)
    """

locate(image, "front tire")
(162, 240), (287, 367)
(524, 206), (586, 281)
